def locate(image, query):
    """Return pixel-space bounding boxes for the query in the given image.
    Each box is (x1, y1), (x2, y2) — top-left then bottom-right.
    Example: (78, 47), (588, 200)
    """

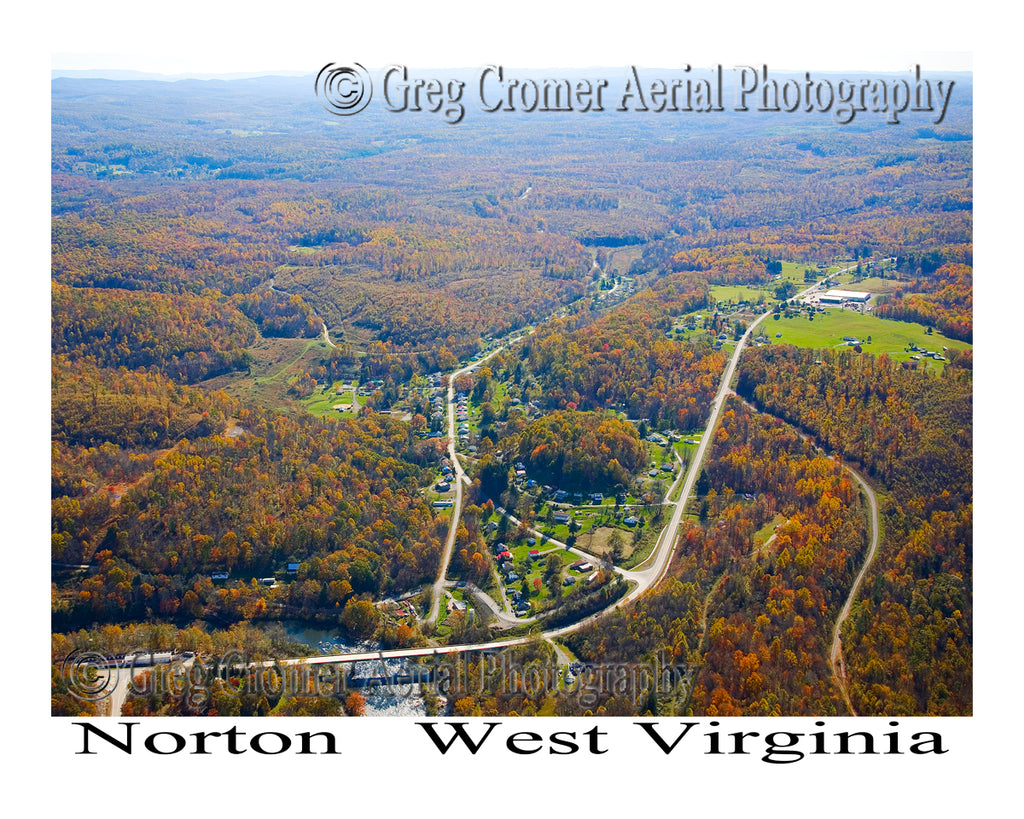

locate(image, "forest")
(507, 410), (646, 491)
(555, 401), (870, 715)
(735, 346), (972, 713)
(51, 72), (971, 717)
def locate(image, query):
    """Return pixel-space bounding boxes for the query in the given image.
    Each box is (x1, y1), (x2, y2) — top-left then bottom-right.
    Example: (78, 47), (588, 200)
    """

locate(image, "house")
(590, 493), (603, 504)
(286, 563), (301, 575)
(563, 576), (577, 586)
(624, 515), (640, 526)
(433, 500), (454, 508)
(553, 511), (571, 525)
(211, 571), (229, 581)
(529, 550), (540, 560)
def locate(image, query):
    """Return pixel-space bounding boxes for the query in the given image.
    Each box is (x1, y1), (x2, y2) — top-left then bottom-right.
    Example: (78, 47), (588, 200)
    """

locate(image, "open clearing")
(709, 283), (773, 304)
(200, 336), (329, 413)
(767, 309), (971, 369)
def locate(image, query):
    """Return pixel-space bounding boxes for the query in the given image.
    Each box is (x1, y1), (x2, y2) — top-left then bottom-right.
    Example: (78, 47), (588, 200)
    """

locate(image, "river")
(281, 622), (427, 716)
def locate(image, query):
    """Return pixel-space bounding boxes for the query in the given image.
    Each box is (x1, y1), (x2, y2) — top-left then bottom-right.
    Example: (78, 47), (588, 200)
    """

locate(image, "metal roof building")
(820, 289), (871, 303)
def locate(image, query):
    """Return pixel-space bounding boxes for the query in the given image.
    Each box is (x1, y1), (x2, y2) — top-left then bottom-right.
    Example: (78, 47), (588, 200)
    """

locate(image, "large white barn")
(820, 289), (871, 304)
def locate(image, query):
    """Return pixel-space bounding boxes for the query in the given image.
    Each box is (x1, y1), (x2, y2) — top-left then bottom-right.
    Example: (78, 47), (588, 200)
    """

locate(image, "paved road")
(620, 265), (856, 591)
(290, 296), (777, 661)
(290, 263), (869, 666)
(425, 343), (517, 625)
(448, 580), (521, 628)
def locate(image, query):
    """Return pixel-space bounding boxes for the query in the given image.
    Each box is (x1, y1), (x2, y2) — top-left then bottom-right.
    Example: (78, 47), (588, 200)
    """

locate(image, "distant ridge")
(51, 69), (311, 82)
(52, 66), (971, 83)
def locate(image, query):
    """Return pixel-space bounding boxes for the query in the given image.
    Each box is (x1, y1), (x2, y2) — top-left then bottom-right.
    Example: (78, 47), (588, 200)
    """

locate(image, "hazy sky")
(48, 0), (973, 76)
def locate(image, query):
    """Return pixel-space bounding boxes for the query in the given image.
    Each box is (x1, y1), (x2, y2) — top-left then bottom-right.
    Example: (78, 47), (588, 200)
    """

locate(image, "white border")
(11, 1), (1013, 813)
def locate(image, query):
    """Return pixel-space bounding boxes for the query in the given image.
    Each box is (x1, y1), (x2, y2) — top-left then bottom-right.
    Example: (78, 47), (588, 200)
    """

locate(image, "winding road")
(828, 465), (879, 715)
(729, 390), (881, 715)
(321, 322), (336, 348)
(425, 343), (515, 625)
(278, 262), (881, 712)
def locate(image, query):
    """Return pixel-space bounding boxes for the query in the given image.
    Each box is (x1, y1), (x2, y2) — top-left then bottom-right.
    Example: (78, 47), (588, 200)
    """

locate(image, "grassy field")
(604, 246), (644, 278)
(753, 514), (786, 548)
(829, 274), (907, 295)
(200, 336), (330, 414)
(710, 262), (825, 305)
(780, 261), (821, 283)
(710, 283), (773, 304)
(767, 309), (971, 370)
(302, 382), (366, 418)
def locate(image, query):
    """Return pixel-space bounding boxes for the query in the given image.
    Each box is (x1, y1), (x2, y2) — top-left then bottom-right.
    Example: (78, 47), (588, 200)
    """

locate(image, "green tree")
(342, 598), (378, 638)
(609, 530), (626, 562)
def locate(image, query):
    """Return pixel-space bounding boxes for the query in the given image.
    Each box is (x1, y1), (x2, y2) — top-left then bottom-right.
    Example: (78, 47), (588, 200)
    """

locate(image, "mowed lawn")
(709, 283), (772, 304)
(766, 309), (971, 370)
(830, 274), (906, 295)
(710, 262), (829, 304)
